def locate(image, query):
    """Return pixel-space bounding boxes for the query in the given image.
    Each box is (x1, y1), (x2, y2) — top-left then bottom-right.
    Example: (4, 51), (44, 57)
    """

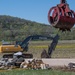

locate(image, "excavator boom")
(1, 35), (53, 58)
(19, 35), (53, 51)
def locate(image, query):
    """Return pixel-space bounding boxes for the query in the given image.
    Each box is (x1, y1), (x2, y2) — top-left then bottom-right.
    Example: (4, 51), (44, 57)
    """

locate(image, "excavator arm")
(41, 34), (59, 58)
(16, 34), (59, 58)
(19, 34), (59, 58)
(48, 34), (59, 57)
(19, 35), (53, 51)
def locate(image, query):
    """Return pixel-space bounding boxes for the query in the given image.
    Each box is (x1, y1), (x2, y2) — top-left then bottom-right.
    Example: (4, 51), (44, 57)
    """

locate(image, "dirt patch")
(51, 66), (75, 72)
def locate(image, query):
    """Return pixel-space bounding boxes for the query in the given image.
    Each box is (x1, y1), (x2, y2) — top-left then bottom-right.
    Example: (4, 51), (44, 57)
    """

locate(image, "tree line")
(0, 15), (75, 41)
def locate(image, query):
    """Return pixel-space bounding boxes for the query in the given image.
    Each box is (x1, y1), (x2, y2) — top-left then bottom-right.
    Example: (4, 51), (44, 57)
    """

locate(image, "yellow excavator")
(0, 35), (53, 58)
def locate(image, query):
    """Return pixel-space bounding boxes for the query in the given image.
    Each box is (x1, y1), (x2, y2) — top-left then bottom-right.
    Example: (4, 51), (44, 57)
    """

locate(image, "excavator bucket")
(48, 0), (75, 31)
(49, 16), (75, 31)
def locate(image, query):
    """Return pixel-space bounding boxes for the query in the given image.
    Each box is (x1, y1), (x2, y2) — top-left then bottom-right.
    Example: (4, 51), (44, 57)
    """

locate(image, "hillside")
(0, 15), (55, 41)
(0, 15), (75, 41)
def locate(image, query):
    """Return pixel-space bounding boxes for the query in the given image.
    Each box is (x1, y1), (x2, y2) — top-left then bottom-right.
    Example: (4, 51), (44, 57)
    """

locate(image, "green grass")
(28, 40), (75, 58)
(0, 40), (75, 58)
(0, 42), (2, 45)
(0, 69), (75, 75)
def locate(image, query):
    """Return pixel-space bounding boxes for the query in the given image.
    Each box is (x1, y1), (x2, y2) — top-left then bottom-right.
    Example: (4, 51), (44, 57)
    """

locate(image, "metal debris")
(0, 58), (50, 70)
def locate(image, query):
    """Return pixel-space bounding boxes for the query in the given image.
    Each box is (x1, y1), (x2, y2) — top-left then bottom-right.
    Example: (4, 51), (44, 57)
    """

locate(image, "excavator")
(1, 0), (73, 59)
(0, 35), (54, 58)
(48, 0), (75, 31)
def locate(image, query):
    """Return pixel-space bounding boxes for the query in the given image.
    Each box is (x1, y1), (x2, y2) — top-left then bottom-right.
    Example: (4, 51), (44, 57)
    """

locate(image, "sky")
(0, 0), (75, 24)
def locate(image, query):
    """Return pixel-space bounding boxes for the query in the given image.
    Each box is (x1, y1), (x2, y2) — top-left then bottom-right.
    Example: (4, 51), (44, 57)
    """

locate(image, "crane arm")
(60, 0), (67, 3)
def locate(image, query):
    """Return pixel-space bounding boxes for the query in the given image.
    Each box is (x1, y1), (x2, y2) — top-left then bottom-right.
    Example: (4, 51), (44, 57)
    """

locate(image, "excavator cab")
(48, 0), (75, 31)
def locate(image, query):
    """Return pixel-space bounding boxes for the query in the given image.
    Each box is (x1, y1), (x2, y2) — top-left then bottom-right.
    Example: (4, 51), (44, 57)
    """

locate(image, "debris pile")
(20, 59), (50, 70)
(0, 58), (50, 70)
(68, 63), (75, 69)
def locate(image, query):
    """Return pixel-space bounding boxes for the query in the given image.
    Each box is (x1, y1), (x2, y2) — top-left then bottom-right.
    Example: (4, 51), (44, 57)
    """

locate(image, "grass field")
(0, 69), (75, 75)
(0, 41), (75, 74)
(27, 40), (75, 58)
(0, 40), (75, 58)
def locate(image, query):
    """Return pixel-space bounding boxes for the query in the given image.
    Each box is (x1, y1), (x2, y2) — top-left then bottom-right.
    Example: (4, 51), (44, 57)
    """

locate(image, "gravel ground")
(25, 59), (75, 67)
